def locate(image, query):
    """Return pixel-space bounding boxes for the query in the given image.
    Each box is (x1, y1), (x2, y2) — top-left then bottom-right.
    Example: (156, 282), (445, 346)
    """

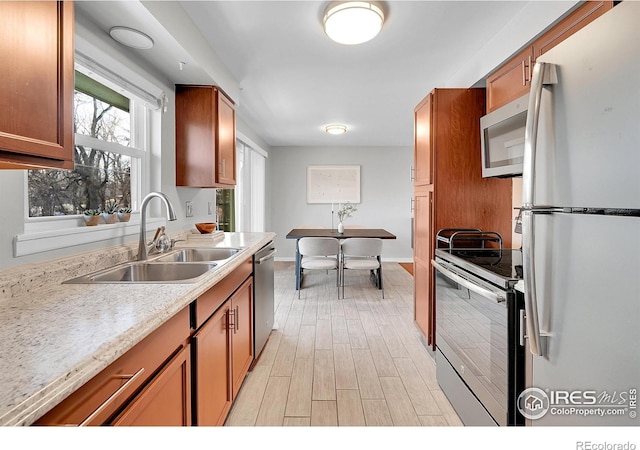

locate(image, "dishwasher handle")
(256, 248), (276, 264)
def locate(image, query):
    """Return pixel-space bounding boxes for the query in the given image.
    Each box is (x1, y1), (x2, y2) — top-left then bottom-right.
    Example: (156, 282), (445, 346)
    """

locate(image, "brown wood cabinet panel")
(486, 47), (533, 113)
(195, 258), (252, 329)
(194, 301), (232, 426)
(111, 345), (191, 426)
(0, 1), (74, 169)
(413, 94), (433, 186)
(35, 307), (190, 425)
(175, 85), (236, 187)
(412, 88), (513, 349)
(413, 187), (433, 341)
(534, 1), (612, 58)
(231, 278), (253, 398)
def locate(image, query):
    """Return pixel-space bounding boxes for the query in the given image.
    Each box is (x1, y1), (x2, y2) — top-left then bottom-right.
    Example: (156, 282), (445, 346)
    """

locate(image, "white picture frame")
(306, 165), (360, 204)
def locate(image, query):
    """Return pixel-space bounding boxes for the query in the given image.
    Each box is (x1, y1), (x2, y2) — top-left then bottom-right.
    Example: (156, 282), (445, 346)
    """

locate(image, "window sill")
(14, 217), (165, 257)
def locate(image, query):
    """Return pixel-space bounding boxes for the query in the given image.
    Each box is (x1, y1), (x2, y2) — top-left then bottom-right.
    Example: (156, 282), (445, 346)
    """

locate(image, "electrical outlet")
(185, 201), (193, 217)
(208, 201), (213, 215)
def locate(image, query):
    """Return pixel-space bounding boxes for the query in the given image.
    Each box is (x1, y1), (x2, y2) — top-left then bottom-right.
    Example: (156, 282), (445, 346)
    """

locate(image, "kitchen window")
(15, 62), (158, 257)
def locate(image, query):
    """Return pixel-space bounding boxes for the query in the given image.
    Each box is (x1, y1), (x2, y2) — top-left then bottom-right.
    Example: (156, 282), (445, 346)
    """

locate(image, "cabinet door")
(195, 301), (232, 426)
(230, 278), (254, 398)
(111, 345), (191, 426)
(216, 91), (236, 186)
(533, 1), (612, 59)
(414, 94), (433, 186)
(413, 188), (433, 346)
(486, 46), (533, 113)
(0, 1), (74, 169)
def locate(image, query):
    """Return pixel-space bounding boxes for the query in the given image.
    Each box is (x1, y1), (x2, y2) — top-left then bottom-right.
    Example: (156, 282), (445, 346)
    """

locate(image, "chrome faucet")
(137, 192), (177, 260)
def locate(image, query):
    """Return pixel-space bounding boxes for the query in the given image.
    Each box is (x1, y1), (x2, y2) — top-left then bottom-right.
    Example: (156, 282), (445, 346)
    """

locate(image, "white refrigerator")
(519, 1), (640, 426)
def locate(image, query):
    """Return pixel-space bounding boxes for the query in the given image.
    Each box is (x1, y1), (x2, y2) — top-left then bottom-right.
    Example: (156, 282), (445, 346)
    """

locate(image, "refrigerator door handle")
(522, 62), (557, 208)
(521, 210), (547, 356)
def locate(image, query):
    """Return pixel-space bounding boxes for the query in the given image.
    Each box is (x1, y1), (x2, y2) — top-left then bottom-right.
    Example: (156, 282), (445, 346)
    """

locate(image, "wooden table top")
(286, 228), (397, 239)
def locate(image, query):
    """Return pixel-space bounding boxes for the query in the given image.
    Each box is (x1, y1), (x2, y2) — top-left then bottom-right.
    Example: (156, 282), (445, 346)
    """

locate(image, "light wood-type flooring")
(225, 262), (463, 426)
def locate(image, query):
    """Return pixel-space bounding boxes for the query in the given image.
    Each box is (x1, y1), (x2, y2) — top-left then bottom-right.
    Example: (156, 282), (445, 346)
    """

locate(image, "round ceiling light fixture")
(325, 124), (348, 135)
(109, 26), (154, 49)
(323, 1), (385, 45)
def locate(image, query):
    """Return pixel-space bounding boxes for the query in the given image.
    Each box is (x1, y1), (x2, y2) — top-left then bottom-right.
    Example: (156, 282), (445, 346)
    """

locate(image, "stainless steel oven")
(432, 248), (525, 426)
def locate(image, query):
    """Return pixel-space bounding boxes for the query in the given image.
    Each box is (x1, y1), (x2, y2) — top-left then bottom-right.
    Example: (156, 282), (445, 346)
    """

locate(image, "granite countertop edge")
(0, 232), (275, 426)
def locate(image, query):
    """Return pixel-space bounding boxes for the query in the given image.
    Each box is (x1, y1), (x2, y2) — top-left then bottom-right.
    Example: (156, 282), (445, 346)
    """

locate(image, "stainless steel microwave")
(480, 93), (528, 178)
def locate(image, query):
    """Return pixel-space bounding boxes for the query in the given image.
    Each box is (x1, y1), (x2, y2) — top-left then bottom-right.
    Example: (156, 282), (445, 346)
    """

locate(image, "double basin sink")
(64, 247), (243, 284)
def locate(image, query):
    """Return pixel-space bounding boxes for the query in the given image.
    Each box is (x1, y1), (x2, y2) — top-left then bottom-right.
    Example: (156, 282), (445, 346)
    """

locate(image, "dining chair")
(297, 237), (340, 299)
(340, 238), (384, 299)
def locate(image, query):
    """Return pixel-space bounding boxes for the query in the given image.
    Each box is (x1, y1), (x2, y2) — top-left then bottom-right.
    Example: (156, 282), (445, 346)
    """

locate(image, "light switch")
(186, 201), (193, 217)
(208, 201), (213, 215)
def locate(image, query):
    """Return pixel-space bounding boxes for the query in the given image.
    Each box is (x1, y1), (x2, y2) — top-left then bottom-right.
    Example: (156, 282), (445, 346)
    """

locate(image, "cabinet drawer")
(194, 258), (252, 329)
(35, 307), (190, 426)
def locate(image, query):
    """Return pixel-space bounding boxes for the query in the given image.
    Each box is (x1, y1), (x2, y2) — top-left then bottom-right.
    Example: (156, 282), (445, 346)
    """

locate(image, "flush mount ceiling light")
(323, 1), (385, 45)
(109, 26), (154, 50)
(325, 124), (348, 135)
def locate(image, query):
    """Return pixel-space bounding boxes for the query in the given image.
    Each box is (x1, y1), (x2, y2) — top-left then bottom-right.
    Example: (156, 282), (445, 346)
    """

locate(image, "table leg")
(295, 239), (301, 291)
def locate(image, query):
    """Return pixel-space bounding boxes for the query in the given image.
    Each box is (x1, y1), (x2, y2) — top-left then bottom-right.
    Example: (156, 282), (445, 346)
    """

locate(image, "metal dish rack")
(436, 228), (503, 250)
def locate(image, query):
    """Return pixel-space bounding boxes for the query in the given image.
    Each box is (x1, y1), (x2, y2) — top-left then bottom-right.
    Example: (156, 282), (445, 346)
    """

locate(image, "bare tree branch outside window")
(28, 91), (132, 217)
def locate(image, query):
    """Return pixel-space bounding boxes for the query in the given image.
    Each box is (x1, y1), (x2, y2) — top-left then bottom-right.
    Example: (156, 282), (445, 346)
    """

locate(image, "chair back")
(299, 237), (340, 257)
(341, 238), (383, 257)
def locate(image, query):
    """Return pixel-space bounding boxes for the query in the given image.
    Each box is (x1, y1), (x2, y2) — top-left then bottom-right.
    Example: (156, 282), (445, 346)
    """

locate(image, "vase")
(102, 213), (118, 224)
(83, 215), (100, 226)
(117, 212), (131, 222)
(338, 222), (344, 233)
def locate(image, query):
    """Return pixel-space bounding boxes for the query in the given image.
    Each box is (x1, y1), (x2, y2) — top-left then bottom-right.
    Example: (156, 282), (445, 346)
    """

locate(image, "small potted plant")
(102, 200), (119, 224)
(82, 209), (101, 226)
(337, 202), (358, 233)
(117, 206), (132, 222)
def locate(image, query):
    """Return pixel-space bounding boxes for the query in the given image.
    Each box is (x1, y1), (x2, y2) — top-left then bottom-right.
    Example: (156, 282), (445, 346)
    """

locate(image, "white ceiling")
(75, 1), (577, 148)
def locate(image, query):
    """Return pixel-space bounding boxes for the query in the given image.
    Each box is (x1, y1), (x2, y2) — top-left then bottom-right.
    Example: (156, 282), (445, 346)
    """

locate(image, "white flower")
(337, 202), (357, 222)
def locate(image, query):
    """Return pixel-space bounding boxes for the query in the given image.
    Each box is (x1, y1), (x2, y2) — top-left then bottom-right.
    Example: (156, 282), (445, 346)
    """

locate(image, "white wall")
(268, 146), (413, 262)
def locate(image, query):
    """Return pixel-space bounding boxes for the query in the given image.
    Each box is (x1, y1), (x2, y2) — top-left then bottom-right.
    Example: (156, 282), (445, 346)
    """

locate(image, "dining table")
(285, 228), (397, 291)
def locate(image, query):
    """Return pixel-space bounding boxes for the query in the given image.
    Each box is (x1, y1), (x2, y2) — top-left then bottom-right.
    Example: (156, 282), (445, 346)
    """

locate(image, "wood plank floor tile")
(315, 318), (333, 349)
(362, 399), (393, 426)
(311, 401), (338, 426)
(254, 376), (291, 426)
(283, 417), (311, 426)
(226, 365), (271, 426)
(366, 335), (399, 377)
(337, 389), (366, 426)
(270, 334), (298, 377)
(295, 324), (316, 359)
(225, 262), (462, 428)
(312, 349), (336, 401)
(331, 315), (350, 344)
(393, 357), (440, 416)
(379, 377), (421, 426)
(333, 343), (358, 390)
(284, 357), (314, 417)
(351, 349), (384, 399)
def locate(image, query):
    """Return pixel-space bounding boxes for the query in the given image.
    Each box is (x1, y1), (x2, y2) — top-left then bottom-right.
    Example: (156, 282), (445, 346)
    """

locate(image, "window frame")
(15, 64), (159, 257)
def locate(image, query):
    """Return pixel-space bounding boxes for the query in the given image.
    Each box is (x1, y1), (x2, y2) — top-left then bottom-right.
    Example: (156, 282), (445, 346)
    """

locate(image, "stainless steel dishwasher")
(253, 242), (276, 360)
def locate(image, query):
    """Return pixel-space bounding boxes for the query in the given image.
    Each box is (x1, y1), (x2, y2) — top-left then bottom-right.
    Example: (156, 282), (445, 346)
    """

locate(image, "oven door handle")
(431, 260), (506, 303)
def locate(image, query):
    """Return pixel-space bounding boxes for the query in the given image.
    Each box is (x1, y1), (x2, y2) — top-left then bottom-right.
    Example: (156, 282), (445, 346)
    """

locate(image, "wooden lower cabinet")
(111, 345), (191, 426)
(35, 307), (190, 426)
(194, 277), (253, 426)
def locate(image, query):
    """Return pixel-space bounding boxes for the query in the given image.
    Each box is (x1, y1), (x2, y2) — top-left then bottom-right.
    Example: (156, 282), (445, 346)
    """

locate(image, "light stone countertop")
(0, 231), (275, 426)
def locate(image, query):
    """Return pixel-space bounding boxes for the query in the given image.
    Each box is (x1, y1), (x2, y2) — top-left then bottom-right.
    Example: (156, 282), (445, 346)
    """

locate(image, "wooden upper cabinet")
(533, 0), (613, 59)
(175, 85), (236, 187)
(486, 1), (613, 113)
(486, 47), (533, 113)
(0, 1), (74, 170)
(413, 94), (433, 186)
